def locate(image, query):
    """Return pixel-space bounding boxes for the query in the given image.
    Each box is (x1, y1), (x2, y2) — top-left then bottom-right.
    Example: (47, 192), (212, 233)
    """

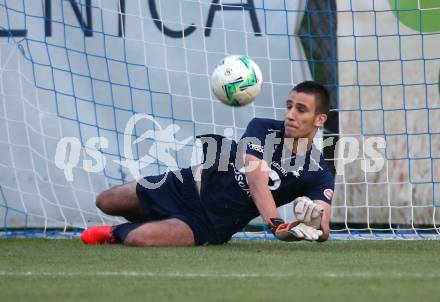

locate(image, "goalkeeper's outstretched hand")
(293, 196), (323, 229)
(268, 218), (323, 242)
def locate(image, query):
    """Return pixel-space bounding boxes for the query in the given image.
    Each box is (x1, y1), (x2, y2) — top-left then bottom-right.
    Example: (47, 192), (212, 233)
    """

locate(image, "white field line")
(0, 271), (439, 279)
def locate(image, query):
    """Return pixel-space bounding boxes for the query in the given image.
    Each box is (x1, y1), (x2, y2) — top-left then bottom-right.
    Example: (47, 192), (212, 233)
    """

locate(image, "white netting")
(0, 0), (439, 238)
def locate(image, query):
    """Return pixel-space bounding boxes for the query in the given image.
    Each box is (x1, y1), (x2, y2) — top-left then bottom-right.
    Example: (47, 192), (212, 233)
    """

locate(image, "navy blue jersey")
(198, 118), (335, 242)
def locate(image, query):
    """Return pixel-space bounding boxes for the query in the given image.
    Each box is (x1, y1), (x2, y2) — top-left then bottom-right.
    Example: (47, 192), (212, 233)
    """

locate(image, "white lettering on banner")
(83, 137), (108, 173)
(54, 137), (81, 182)
(115, 114), (193, 187)
(53, 115), (387, 183)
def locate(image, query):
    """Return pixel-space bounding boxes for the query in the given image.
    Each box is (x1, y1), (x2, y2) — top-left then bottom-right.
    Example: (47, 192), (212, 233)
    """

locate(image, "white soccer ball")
(210, 55), (263, 106)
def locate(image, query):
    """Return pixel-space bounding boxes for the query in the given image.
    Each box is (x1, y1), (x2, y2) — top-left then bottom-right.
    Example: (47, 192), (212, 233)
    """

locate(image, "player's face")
(284, 91), (327, 139)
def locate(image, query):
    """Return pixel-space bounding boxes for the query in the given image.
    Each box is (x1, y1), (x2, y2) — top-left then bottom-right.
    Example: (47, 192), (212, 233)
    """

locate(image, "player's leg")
(95, 180), (145, 222)
(121, 218), (195, 246)
(84, 168), (202, 246)
(83, 217), (196, 246)
(82, 181), (147, 245)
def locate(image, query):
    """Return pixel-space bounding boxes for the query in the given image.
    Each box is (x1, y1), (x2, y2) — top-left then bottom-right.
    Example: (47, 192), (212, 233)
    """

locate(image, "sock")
(112, 222), (143, 243)
(123, 214), (148, 223)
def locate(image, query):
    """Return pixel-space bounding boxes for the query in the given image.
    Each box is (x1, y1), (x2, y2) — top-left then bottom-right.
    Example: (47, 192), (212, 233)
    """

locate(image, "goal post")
(0, 0), (439, 239)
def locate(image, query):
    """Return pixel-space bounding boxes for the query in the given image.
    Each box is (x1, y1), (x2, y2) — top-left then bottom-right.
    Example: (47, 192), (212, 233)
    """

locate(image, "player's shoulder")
(248, 117), (283, 132)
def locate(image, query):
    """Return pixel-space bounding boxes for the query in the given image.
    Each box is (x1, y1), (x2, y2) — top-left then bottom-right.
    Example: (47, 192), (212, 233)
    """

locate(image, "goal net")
(0, 0), (439, 239)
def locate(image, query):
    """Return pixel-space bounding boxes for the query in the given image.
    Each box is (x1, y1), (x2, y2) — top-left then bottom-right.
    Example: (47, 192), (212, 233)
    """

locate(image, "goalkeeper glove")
(268, 218), (323, 242)
(293, 196), (323, 229)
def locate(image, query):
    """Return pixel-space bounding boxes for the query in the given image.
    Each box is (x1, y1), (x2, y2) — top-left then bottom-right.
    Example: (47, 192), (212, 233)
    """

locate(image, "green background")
(389, 0), (440, 32)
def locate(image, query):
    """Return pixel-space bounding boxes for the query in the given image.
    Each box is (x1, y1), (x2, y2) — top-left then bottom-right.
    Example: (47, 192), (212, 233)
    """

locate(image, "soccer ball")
(211, 55), (263, 106)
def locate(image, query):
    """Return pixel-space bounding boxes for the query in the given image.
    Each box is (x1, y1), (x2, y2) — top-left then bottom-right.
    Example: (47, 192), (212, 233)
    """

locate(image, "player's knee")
(124, 219), (195, 246)
(95, 187), (116, 214)
(95, 182), (139, 216)
(95, 192), (107, 212)
(124, 229), (156, 246)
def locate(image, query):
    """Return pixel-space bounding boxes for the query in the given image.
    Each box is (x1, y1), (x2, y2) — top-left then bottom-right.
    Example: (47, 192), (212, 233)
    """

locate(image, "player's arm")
(292, 161), (334, 241)
(245, 154), (322, 241)
(244, 154), (278, 223)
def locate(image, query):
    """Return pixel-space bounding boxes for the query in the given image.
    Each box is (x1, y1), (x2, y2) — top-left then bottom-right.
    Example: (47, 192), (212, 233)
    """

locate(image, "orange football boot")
(81, 226), (116, 245)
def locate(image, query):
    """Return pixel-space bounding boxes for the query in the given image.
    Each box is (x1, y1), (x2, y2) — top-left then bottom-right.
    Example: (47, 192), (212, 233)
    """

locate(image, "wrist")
(267, 218), (284, 234)
(317, 225), (330, 242)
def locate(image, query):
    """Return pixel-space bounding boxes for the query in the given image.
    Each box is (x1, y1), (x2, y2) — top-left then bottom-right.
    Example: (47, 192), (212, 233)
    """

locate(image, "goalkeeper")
(82, 81), (334, 246)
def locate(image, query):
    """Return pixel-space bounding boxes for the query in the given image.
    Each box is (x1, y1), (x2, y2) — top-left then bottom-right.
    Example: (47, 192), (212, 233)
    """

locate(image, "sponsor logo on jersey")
(271, 160), (303, 178)
(271, 161), (288, 176)
(267, 128), (280, 133)
(230, 162), (251, 197)
(247, 142), (264, 153)
(324, 188), (333, 200)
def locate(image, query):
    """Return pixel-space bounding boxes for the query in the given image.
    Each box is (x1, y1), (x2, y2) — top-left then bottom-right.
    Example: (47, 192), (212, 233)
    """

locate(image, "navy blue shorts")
(135, 168), (224, 245)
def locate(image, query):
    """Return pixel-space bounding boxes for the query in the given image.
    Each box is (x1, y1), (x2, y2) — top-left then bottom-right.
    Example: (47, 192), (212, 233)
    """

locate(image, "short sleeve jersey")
(198, 117), (335, 242)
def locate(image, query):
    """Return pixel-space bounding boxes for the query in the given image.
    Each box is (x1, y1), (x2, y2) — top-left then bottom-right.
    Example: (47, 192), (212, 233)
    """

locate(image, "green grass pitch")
(1, 239), (440, 302)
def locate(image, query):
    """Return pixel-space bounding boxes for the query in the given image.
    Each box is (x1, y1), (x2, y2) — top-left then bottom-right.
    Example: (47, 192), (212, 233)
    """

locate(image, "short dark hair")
(292, 81), (330, 115)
